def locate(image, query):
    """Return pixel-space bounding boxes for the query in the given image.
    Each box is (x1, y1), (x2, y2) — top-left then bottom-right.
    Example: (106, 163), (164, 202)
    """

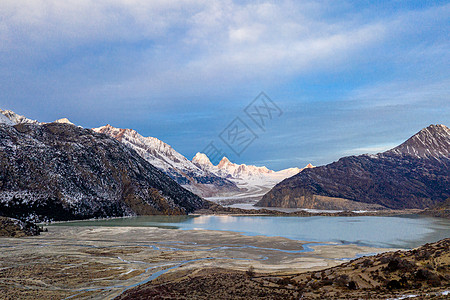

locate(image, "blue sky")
(1, 0), (449, 170)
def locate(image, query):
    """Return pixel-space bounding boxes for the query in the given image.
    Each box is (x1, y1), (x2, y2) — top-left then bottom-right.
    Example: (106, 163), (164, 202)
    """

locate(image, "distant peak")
(95, 124), (122, 131)
(220, 156), (230, 163)
(429, 124), (449, 129)
(421, 124), (449, 134)
(304, 163), (315, 169)
(53, 118), (74, 125)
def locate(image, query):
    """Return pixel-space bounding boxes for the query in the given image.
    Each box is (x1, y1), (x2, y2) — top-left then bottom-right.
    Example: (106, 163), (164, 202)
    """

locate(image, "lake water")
(50, 214), (450, 249)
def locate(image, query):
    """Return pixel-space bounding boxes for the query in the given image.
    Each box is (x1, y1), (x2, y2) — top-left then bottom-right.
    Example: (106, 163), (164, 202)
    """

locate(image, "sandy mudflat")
(0, 226), (393, 299)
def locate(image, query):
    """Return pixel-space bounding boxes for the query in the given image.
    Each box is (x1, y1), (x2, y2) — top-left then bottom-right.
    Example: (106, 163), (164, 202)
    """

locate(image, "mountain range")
(195, 153), (309, 187)
(0, 109), (305, 221)
(257, 124), (450, 210)
(93, 124), (306, 200)
(1, 108), (448, 219)
(192, 153), (307, 185)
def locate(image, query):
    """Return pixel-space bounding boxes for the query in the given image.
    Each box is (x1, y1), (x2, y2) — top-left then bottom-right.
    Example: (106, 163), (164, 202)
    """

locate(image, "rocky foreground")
(0, 216), (41, 237)
(118, 239), (450, 300)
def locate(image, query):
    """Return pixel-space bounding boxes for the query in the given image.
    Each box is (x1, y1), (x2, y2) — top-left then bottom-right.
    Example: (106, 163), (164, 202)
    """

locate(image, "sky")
(1, 0), (449, 170)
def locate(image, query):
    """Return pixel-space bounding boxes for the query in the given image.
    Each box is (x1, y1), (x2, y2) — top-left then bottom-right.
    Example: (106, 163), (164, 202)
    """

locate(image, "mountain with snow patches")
(0, 110), (207, 222)
(93, 125), (239, 197)
(258, 124), (450, 210)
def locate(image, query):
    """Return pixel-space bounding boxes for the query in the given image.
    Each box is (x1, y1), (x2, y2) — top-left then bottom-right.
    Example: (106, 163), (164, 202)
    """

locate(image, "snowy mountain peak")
(192, 152), (213, 167)
(218, 156), (233, 168)
(0, 109), (76, 126)
(387, 124), (450, 159)
(304, 163), (315, 169)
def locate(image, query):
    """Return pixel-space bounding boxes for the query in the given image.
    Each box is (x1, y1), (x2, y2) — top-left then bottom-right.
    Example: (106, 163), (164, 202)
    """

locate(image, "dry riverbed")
(0, 226), (392, 299)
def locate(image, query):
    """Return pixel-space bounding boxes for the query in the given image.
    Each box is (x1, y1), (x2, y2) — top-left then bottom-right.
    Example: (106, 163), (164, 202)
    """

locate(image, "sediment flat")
(0, 226), (392, 299)
(117, 239), (450, 300)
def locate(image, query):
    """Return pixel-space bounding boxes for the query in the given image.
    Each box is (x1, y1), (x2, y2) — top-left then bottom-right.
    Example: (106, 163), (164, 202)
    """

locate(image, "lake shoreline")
(194, 205), (430, 218)
(34, 208), (442, 227)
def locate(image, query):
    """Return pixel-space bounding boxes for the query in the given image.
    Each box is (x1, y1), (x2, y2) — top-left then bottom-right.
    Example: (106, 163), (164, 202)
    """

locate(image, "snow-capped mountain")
(93, 125), (239, 197)
(53, 118), (74, 125)
(193, 153), (312, 186)
(191, 153), (214, 168)
(192, 153), (314, 205)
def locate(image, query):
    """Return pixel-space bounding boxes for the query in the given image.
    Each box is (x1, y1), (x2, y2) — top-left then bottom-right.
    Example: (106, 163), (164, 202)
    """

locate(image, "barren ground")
(0, 226), (391, 299)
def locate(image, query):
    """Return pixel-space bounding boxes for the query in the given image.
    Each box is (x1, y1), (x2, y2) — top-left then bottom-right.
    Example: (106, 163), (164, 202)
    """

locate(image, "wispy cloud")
(0, 0), (389, 96)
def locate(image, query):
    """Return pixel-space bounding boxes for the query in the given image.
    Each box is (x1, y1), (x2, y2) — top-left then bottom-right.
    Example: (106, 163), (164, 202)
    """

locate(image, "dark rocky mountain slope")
(257, 124), (450, 210)
(0, 123), (206, 222)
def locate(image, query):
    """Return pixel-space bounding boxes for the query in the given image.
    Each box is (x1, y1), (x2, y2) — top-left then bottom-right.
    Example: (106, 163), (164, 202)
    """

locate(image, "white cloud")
(342, 144), (400, 156)
(1, 0), (448, 104)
